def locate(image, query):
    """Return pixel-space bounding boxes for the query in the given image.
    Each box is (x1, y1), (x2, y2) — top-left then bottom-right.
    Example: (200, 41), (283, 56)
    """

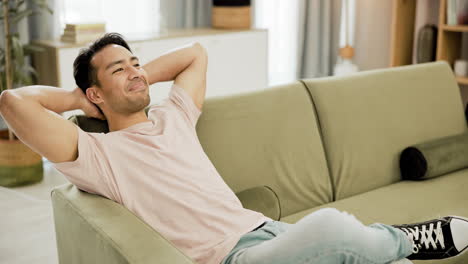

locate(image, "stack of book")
(60, 23), (106, 43)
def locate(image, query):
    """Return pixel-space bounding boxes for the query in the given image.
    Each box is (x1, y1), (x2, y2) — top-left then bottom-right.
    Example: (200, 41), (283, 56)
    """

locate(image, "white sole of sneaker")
(390, 258), (413, 264)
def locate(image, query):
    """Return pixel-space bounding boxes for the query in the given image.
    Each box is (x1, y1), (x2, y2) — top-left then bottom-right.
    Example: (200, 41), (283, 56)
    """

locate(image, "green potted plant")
(0, 0), (52, 187)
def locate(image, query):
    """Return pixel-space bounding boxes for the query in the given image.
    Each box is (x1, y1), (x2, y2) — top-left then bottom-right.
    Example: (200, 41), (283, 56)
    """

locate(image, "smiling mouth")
(128, 81), (147, 92)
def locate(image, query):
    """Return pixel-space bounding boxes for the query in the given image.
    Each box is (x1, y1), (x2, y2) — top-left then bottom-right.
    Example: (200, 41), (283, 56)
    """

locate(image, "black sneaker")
(392, 216), (468, 260)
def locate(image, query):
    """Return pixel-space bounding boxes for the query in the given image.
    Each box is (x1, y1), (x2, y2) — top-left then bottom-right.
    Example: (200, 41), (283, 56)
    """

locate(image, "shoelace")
(400, 221), (445, 253)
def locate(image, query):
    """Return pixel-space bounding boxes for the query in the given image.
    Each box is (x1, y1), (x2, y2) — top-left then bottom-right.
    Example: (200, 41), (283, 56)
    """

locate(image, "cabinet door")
(58, 47), (83, 90)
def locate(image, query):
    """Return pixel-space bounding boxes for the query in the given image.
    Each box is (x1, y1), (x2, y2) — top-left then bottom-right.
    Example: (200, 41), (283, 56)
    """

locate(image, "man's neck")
(107, 111), (150, 132)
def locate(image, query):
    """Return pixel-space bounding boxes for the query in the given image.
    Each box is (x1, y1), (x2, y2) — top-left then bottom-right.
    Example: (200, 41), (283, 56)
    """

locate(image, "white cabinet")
(32, 28), (268, 118)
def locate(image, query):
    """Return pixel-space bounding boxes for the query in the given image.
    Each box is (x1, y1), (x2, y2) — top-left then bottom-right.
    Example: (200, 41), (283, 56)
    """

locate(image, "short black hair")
(73, 33), (132, 94)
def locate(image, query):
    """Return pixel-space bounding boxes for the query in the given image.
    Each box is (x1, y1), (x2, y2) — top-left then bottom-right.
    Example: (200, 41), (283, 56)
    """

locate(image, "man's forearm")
(142, 42), (205, 85)
(0, 86), (82, 115)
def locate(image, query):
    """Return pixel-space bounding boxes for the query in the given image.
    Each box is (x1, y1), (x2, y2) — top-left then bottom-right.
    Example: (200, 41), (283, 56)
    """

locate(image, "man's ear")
(86, 86), (104, 105)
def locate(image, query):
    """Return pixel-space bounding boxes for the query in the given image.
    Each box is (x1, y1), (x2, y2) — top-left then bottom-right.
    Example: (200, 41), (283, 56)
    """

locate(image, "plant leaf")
(13, 68), (32, 87)
(10, 36), (25, 73)
(9, 6), (18, 15)
(31, 0), (53, 14)
(16, 0), (26, 10)
(0, 71), (4, 92)
(10, 8), (33, 24)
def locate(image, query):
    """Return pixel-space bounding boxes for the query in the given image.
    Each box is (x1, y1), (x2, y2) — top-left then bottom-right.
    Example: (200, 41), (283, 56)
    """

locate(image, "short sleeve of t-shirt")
(52, 125), (119, 202)
(168, 84), (202, 127)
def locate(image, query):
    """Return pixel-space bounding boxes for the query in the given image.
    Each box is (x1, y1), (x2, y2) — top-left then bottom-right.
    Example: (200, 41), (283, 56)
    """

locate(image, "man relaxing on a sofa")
(1, 33), (467, 264)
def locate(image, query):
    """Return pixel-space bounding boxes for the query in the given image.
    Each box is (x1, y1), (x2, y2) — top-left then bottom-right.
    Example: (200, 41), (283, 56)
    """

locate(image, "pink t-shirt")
(53, 84), (271, 264)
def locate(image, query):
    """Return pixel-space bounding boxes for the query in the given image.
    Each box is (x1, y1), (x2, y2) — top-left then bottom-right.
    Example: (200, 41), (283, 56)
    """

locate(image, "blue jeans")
(220, 208), (413, 264)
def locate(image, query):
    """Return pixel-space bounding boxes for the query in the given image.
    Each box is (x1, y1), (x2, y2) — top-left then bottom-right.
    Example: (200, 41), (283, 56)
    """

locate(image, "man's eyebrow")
(105, 56), (139, 71)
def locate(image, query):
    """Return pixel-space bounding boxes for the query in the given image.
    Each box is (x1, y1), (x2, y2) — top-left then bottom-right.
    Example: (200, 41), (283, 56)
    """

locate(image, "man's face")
(89, 44), (150, 115)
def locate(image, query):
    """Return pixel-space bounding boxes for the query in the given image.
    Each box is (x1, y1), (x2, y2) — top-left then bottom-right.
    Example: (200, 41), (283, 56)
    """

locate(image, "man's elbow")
(193, 42), (208, 59)
(0, 89), (27, 117)
(0, 90), (13, 114)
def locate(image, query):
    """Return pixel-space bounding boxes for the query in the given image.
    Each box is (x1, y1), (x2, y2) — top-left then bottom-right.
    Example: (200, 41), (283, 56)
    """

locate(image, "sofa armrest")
(51, 184), (194, 264)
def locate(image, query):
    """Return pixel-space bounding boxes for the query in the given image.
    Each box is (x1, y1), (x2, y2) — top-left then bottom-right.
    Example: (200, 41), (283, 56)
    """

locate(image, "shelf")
(456, 76), (468, 85)
(441, 24), (468, 32)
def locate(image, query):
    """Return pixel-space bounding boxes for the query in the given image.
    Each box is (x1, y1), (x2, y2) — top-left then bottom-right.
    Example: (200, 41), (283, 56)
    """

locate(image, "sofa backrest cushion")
(302, 61), (467, 200)
(196, 81), (333, 217)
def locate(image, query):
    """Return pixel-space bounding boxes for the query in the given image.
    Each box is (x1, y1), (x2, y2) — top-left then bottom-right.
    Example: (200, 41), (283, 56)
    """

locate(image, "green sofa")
(51, 61), (468, 264)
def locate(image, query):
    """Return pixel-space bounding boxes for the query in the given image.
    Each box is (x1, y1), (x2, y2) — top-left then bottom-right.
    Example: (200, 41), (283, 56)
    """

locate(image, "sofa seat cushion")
(280, 170), (468, 264)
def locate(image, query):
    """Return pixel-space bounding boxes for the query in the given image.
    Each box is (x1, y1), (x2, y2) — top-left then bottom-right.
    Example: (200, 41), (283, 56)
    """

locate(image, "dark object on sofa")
(465, 103), (468, 124)
(400, 132), (468, 180)
(68, 106), (151, 133)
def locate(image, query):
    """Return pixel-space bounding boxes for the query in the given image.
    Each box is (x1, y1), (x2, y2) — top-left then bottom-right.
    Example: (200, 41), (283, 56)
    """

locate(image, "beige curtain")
(297, 0), (342, 78)
(160, 0), (212, 29)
